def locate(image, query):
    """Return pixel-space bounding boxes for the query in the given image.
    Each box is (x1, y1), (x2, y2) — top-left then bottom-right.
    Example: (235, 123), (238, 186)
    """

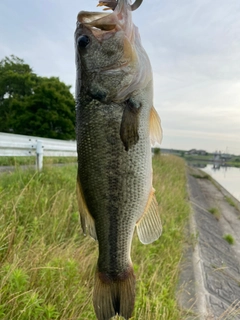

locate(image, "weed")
(225, 196), (237, 208)
(208, 207), (221, 220)
(223, 234), (235, 245)
(0, 156), (190, 319)
(188, 232), (199, 247)
(190, 173), (210, 179)
(0, 156), (77, 166)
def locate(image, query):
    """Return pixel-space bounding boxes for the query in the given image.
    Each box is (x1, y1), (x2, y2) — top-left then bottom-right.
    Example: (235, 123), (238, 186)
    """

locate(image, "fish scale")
(77, 97), (151, 270)
(75, 0), (162, 319)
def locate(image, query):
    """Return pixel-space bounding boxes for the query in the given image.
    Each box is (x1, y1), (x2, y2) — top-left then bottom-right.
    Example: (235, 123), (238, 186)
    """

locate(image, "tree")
(153, 147), (161, 156)
(0, 55), (75, 140)
(0, 56), (35, 132)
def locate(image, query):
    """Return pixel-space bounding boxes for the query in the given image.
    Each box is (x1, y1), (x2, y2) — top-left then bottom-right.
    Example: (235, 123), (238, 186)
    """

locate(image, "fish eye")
(77, 35), (90, 49)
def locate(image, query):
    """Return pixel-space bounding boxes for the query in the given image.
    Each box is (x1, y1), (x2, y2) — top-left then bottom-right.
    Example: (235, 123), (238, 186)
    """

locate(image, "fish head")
(75, 0), (152, 103)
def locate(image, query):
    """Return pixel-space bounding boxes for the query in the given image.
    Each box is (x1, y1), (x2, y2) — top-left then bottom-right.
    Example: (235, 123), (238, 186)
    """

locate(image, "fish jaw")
(77, 0), (133, 40)
(98, 0), (144, 11)
(75, 0), (152, 104)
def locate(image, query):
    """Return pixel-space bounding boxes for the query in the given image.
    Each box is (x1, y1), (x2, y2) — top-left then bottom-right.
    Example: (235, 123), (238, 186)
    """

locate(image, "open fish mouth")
(77, 0), (142, 35)
(97, 0), (143, 11)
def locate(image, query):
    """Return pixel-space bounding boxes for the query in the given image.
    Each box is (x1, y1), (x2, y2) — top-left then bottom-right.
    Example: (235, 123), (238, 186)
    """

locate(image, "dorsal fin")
(149, 107), (162, 146)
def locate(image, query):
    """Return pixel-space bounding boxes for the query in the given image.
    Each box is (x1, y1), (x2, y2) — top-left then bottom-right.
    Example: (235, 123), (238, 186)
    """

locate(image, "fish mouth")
(77, 0), (143, 33)
(76, 0), (139, 77)
(77, 11), (116, 32)
(97, 0), (143, 11)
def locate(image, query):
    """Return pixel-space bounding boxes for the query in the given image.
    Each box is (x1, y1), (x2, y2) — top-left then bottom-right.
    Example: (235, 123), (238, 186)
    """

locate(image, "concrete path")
(178, 167), (240, 320)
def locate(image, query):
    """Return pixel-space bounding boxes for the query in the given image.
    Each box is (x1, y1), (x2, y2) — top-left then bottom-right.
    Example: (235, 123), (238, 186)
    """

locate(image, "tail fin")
(93, 268), (136, 320)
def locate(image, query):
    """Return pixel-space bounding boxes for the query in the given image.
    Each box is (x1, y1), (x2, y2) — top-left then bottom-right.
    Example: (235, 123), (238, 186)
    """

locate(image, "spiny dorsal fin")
(136, 188), (162, 244)
(149, 107), (162, 146)
(76, 176), (97, 240)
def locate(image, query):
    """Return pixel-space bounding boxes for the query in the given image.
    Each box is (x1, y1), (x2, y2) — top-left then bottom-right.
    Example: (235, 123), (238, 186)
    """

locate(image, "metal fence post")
(36, 140), (43, 171)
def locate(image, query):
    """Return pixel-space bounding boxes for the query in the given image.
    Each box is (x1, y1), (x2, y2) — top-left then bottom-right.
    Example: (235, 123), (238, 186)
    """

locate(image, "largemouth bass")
(75, 1), (162, 319)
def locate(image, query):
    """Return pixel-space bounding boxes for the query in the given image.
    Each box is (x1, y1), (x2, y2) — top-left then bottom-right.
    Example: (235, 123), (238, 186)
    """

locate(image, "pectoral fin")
(149, 107), (162, 146)
(76, 176), (97, 240)
(136, 188), (162, 244)
(120, 98), (141, 151)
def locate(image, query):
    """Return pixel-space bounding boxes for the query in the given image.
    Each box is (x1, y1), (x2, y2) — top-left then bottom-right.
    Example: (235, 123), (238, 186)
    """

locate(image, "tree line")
(0, 55), (75, 140)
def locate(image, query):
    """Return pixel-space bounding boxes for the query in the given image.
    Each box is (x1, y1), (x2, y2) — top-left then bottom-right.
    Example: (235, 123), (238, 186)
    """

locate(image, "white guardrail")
(0, 132), (77, 171)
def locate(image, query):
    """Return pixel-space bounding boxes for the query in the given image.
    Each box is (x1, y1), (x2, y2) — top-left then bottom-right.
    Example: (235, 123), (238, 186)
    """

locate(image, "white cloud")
(0, 0), (239, 153)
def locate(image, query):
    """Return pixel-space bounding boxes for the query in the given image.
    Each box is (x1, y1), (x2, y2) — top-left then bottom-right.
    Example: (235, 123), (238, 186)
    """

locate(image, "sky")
(0, 0), (240, 154)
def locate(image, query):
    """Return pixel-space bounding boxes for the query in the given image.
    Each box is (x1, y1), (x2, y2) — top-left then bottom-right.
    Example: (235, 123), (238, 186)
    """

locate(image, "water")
(201, 164), (240, 202)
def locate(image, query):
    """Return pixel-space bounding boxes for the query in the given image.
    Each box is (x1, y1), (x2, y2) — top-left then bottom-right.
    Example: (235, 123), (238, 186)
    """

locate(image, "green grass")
(0, 155), (190, 319)
(190, 173), (210, 179)
(225, 196), (237, 208)
(0, 156), (77, 166)
(184, 154), (213, 161)
(208, 207), (221, 220)
(223, 234), (235, 245)
(183, 153), (240, 168)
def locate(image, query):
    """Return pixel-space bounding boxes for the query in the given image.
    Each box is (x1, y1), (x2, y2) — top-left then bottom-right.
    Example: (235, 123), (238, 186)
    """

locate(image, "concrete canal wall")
(178, 167), (240, 319)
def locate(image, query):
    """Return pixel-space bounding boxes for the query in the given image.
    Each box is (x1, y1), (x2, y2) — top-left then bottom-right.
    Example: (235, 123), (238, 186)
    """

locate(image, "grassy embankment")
(0, 155), (190, 320)
(2, 153), (240, 168)
(0, 157), (77, 167)
(182, 154), (240, 167)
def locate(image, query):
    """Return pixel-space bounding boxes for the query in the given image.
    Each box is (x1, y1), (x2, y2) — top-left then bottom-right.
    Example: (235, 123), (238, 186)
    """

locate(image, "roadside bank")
(178, 167), (240, 320)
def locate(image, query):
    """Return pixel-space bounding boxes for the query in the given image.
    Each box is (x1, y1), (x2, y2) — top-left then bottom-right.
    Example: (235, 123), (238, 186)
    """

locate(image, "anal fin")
(76, 175), (97, 240)
(136, 188), (162, 244)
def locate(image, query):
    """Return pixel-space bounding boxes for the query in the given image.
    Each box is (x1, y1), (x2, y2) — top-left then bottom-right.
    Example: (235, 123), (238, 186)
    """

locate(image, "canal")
(201, 164), (240, 202)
